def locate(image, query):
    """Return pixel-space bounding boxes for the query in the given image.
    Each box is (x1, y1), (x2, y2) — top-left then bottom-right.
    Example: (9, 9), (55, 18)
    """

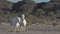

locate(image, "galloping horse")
(21, 14), (27, 31)
(14, 14), (27, 32)
(15, 17), (21, 32)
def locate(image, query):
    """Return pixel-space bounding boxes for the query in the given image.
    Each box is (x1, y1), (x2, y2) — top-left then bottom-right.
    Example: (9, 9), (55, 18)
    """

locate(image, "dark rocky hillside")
(0, 0), (60, 25)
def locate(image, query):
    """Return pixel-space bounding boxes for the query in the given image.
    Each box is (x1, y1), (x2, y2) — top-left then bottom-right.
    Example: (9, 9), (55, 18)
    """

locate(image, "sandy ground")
(0, 24), (60, 34)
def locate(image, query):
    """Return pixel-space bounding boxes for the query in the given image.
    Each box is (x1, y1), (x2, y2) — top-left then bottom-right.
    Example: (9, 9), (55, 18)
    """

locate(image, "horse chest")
(22, 19), (27, 26)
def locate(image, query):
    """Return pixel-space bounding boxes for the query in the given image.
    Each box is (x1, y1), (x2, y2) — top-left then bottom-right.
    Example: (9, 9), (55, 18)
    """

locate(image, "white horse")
(15, 17), (21, 32)
(22, 14), (27, 31)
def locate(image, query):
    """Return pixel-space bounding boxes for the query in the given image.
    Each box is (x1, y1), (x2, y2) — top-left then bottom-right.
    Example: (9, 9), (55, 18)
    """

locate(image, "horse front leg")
(15, 25), (21, 32)
(23, 25), (27, 32)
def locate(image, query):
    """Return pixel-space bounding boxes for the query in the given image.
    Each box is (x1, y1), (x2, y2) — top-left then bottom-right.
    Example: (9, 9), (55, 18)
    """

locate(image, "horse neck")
(22, 16), (25, 19)
(22, 14), (25, 19)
